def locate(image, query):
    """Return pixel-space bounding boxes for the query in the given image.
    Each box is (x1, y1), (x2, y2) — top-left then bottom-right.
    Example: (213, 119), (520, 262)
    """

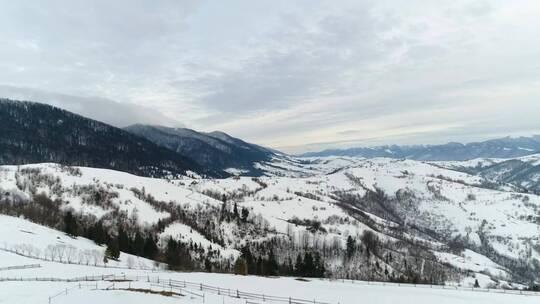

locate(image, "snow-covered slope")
(1, 156), (540, 286)
(434, 154), (540, 193)
(0, 214), (160, 270)
(1, 244), (536, 304)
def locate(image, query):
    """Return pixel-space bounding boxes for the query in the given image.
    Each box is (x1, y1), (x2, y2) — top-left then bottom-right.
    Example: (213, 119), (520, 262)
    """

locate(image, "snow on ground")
(160, 222), (239, 258)
(2, 156), (540, 288)
(434, 249), (509, 278)
(0, 214), (156, 270)
(0, 252), (538, 304)
(0, 163), (223, 226)
(1, 244), (538, 304)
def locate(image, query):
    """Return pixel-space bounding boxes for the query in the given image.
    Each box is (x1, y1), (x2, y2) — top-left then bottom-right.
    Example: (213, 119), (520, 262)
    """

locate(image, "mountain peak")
(125, 124), (275, 176)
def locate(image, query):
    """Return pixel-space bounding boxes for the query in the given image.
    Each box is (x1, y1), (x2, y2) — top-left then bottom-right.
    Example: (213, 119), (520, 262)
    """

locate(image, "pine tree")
(233, 202), (239, 219)
(241, 207), (249, 222)
(295, 253), (304, 276)
(204, 258), (212, 272)
(63, 211), (78, 236)
(166, 237), (180, 268)
(143, 235), (158, 259)
(240, 245), (254, 274)
(267, 249), (279, 276)
(118, 226), (130, 253)
(234, 257), (248, 275)
(346, 235), (356, 259)
(313, 252), (325, 277)
(256, 256), (264, 275)
(133, 232), (145, 256)
(105, 239), (120, 260)
(303, 252), (315, 277)
(92, 221), (107, 245)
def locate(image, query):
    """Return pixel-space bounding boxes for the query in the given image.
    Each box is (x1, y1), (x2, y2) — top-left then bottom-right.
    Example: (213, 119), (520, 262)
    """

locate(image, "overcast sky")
(1, 0), (539, 153)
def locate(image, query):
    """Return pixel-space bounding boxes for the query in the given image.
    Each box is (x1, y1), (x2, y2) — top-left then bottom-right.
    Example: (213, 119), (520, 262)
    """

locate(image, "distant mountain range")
(0, 99), (224, 178)
(124, 124), (276, 175)
(4, 98), (540, 180)
(300, 136), (540, 160)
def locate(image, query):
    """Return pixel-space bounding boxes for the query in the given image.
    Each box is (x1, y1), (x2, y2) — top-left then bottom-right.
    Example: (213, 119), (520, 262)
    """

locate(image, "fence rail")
(48, 282), (98, 304)
(1, 273), (538, 304)
(318, 277), (540, 296)
(0, 264), (40, 271)
(0, 274), (331, 304)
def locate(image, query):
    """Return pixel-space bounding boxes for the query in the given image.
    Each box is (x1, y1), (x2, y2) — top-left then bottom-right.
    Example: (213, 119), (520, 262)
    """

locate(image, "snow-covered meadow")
(1, 155), (540, 302)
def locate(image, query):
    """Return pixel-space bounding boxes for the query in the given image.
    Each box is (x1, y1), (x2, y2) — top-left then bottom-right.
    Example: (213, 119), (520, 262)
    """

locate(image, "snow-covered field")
(1, 155), (540, 302)
(0, 242), (538, 304)
(2, 158), (540, 278)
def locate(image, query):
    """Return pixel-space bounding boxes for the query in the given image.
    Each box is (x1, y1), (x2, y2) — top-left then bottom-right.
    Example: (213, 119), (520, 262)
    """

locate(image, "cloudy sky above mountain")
(1, 0), (539, 153)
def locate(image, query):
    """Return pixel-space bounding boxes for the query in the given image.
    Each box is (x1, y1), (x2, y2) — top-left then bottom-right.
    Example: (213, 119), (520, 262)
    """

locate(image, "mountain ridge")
(0, 98), (225, 178)
(124, 124), (276, 175)
(300, 136), (540, 160)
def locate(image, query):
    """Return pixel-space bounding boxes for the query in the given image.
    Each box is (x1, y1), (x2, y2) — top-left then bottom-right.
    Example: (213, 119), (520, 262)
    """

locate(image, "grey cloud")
(0, 1), (539, 153)
(188, 3), (398, 115)
(0, 85), (183, 128)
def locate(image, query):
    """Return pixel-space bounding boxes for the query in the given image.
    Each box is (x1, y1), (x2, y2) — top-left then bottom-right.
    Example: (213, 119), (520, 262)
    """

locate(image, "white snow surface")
(2, 156), (540, 302)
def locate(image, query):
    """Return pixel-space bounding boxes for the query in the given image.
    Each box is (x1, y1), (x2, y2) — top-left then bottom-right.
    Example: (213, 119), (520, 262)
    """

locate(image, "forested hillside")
(124, 124), (275, 175)
(0, 99), (224, 178)
(1, 157), (539, 289)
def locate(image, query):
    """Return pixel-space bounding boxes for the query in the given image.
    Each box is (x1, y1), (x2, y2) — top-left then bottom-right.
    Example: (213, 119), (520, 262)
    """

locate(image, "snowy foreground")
(1, 255), (538, 304)
(0, 233), (538, 304)
(0, 214), (536, 304)
(2, 156), (540, 302)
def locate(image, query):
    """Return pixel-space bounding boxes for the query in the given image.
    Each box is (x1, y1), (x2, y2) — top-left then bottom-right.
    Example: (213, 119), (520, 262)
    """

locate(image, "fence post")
(237, 289), (240, 298)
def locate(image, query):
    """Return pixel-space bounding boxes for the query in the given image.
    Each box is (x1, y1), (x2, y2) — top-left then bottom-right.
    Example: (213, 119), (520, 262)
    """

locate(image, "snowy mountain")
(0, 99), (225, 178)
(434, 154), (540, 194)
(1, 98), (540, 297)
(301, 136), (540, 160)
(1, 156), (539, 289)
(124, 124), (276, 176)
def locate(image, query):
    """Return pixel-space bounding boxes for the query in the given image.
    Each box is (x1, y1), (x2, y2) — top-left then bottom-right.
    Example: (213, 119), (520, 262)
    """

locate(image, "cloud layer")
(0, 0), (539, 153)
